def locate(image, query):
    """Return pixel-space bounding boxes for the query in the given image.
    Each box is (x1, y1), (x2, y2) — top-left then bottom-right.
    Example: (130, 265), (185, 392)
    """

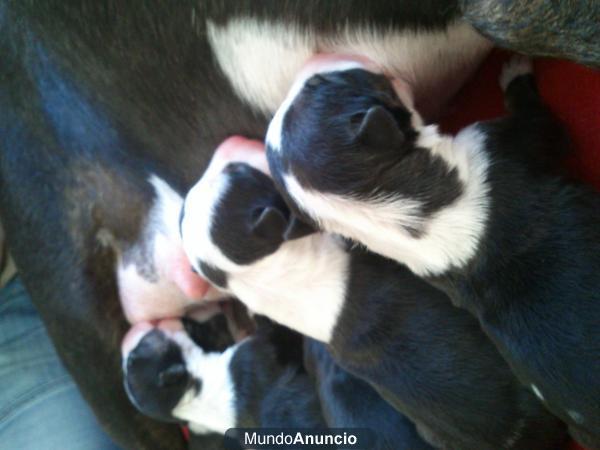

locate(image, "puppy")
(179, 150), (566, 449)
(122, 313), (324, 449)
(122, 311), (436, 450)
(264, 55), (600, 448)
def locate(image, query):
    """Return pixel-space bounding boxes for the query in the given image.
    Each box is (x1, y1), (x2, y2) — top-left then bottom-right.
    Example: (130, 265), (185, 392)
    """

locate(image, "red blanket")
(441, 49), (600, 190)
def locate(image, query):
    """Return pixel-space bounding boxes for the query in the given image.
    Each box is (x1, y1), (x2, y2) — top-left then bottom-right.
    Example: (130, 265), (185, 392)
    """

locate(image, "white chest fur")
(229, 233), (349, 343)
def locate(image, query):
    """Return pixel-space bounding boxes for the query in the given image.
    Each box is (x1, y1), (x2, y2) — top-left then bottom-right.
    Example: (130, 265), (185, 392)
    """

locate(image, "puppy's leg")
(500, 55), (539, 113)
(486, 55), (571, 172)
(304, 339), (435, 450)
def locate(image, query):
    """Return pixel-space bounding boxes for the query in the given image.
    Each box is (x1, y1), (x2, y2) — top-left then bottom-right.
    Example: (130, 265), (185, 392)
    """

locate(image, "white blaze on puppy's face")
(180, 137), (268, 278)
(170, 333), (238, 434)
(116, 175), (211, 324)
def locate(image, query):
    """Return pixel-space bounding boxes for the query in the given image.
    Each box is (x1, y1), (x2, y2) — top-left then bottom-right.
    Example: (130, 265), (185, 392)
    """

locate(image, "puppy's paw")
(122, 320), (197, 422)
(500, 55), (533, 92)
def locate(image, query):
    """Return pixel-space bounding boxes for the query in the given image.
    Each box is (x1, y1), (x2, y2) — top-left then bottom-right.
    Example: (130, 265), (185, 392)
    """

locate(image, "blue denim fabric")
(0, 277), (121, 450)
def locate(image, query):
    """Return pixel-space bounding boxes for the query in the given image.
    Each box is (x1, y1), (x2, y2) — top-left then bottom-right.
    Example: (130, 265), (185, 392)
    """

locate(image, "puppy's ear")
(283, 215), (316, 241)
(250, 206), (288, 240)
(355, 105), (404, 149)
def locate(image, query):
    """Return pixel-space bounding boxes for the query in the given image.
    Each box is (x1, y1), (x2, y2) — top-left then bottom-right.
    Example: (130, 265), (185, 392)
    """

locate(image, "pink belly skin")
(117, 54), (410, 326)
(118, 137), (266, 325)
(116, 174), (211, 324)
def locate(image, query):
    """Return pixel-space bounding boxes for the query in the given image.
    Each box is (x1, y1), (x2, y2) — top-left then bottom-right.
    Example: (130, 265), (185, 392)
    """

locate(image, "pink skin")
(117, 225), (212, 324)
(211, 135), (269, 175)
(118, 145), (265, 325)
(118, 54), (409, 325)
(119, 54), (412, 341)
(168, 249), (210, 300)
(121, 321), (156, 359)
(214, 136), (265, 160)
(120, 137), (265, 347)
(121, 319), (185, 360)
(121, 303), (250, 360)
(118, 136), (262, 325)
(302, 53), (382, 75)
(299, 53), (415, 109)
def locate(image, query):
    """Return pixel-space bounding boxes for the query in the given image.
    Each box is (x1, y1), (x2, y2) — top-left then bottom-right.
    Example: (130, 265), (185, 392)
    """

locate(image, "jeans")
(0, 277), (121, 450)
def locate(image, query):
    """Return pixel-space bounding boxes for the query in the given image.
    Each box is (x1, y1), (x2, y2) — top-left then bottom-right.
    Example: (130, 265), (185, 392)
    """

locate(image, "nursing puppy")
(122, 314), (324, 449)
(122, 313), (435, 450)
(265, 56), (600, 448)
(180, 150), (566, 449)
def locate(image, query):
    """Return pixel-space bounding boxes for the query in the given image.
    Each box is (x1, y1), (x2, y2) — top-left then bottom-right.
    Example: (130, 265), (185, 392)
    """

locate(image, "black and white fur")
(3, 1), (597, 447)
(265, 55), (600, 448)
(0, 4), (496, 447)
(122, 314), (324, 450)
(180, 159), (566, 449)
(123, 314), (437, 450)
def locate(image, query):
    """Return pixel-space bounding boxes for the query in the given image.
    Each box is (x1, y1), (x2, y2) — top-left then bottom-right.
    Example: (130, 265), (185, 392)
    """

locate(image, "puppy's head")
(180, 137), (314, 290)
(266, 61), (422, 212)
(121, 320), (201, 423)
(264, 58), (471, 274)
(121, 316), (237, 426)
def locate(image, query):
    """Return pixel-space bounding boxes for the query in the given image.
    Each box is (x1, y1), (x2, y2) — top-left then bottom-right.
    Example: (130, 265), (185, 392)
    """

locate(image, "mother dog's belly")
(208, 18), (492, 118)
(114, 176), (215, 324)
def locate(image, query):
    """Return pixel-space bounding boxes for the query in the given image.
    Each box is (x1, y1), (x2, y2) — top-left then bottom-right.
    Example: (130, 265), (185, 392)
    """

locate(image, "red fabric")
(440, 49), (600, 191)
(441, 49), (599, 450)
(567, 441), (588, 450)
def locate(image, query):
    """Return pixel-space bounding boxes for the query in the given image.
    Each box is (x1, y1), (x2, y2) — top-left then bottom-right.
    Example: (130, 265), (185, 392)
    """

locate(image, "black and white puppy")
(122, 311), (435, 450)
(264, 55), (600, 448)
(179, 150), (566, 449)
(122, 313), (324, 449)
